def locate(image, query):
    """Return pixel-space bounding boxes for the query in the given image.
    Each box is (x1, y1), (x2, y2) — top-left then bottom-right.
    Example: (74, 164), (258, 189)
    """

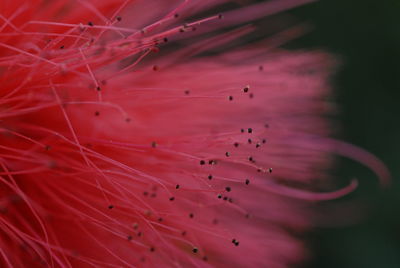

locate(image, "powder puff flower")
(0, 0), (389, 267)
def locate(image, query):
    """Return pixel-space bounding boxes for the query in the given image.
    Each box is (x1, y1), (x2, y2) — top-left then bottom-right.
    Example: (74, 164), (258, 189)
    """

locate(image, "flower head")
(0, 0), (389, 267)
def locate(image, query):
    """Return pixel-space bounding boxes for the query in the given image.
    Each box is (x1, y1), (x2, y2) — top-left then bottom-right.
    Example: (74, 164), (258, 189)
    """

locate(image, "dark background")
(294, 0), (400, 267)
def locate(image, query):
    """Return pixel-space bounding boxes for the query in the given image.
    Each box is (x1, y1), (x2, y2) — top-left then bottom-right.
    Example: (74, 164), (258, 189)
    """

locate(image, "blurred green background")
(295, 0), (400, 267)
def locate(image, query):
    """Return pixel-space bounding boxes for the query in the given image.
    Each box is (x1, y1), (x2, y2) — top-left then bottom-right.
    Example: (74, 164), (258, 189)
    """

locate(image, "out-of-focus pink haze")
(0, 0), (389, 267)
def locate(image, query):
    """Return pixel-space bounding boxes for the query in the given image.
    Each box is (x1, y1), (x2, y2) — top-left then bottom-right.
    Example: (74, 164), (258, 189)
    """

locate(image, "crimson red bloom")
(0, 1), (389, 267)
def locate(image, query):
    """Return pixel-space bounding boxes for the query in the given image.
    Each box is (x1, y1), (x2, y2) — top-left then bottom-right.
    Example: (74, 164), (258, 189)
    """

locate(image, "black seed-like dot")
(248, 128), (253, 133)
(208, 175), (213, 180)
(225, 186), (231, 192)
(200, 160), (205, 165)
(232, 239), (237, 243)
(60, 45), (64, 49)
(249, 93), (254, 98)
(94, 111), (100, 116)
(243, 87), (249, 93)
(225, 152), (230, 157)
(248, 156), (254, 162)
(209, 160), (217, 165)
(88, 21), (94, 26)
(189, 213), (194, 218)
(158, 218), (163, 222)
(96, 86), (101, 91)
(116, 16), (122, 22)
(256, 143), (261, 148)
(169, 197), (175, 201)
(217, 194), (222, 199)
(228, 96), (233, 101)
(248, 138), (252, 144)
(143, 191), (149, 196)
(262, 139), (267, 144)
(182, 231), (187, 236)
(108, 205), (114, 209)
(234, 142), (239, 147)
(184, 90), (190, 95)
(245, 179), (250, 185)
(175, 184), (180, 189)
(234, 241), (239, 246)
(163, 37), (168, 43)
(241, 128), (245, 133)
(192, 248), (198, 253)
(174, 13), (179, 18)
(150, 247), (155, 252)
(269, 168), (273, 173)
(223, 196), (228, 201)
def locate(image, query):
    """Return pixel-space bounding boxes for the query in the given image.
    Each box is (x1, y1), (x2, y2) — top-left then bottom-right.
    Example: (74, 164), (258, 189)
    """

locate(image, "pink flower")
(0, 0), (389, 267)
